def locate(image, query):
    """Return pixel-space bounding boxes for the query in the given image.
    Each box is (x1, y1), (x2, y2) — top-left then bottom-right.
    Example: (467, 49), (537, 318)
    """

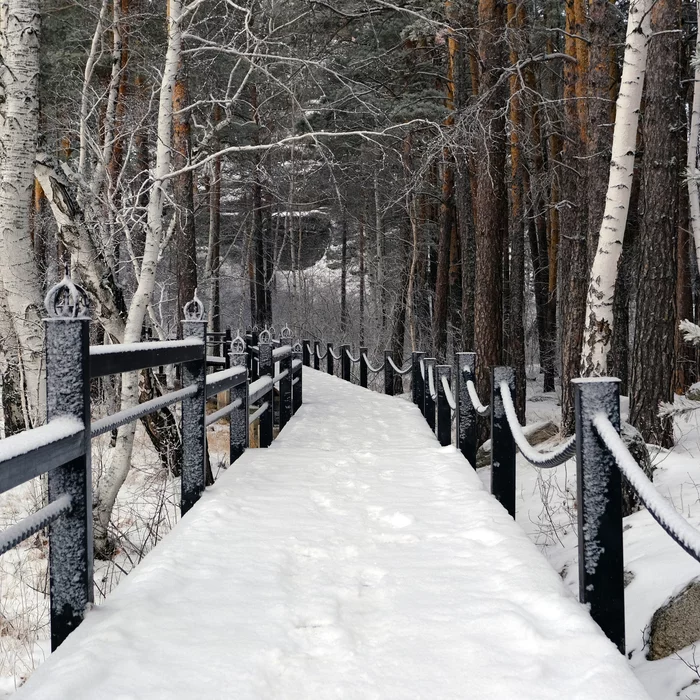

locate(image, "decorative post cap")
(183, 289), (205, 321)
(259, 328), (271, 344)
(44, 268), (89, 318)
(269, 325), (276, 337)
(293, 341), (302, 352)
(231, 331), (246, 353)
(281, 324), (292, 340)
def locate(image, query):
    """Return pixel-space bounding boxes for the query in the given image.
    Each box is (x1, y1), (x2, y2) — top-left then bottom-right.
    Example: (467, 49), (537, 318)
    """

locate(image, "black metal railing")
(0, 278), (303, 652)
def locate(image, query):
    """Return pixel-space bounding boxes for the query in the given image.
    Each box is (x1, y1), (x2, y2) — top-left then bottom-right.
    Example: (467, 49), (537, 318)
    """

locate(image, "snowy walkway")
(17, 369), (648, 699)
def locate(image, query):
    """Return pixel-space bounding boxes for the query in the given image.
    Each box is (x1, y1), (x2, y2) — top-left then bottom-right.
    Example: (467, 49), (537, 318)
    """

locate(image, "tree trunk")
(629, 0), (680, 447)
(0, 0), (45, 427)
(94, 0), (182, 558)
(173, 59), (197, 332)
(341, 211), (348, 335)
(474, 0), (506, 401)
(581, 0), (653, 375)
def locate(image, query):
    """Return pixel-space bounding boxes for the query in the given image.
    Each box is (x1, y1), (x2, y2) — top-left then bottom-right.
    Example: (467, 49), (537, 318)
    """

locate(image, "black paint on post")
(327, 343), (334, 375)
(457, 352), (477, 468)
(384, 350), (394, 396)
(249, 330), (259, 380)
(293, 347), (303, 413)
(181, 319), (207, 515)
(436, 365), (452, 446)
(491, 366), (516, 518)
(412, 351), (425, 415)
(424, 358), (436, 433)
(314, 341), (320, 371)
(279, 351), (293, 431)
(224, 328), (232, 369)
(360, 346), (368, 388)
(229, 350), (248, 464)
(45, 317), (92, 651)
(573, 377), (625, 654)
(258, 338), (274, 447)
(303, 339), (311, 367)
(341, 344), (351, 382)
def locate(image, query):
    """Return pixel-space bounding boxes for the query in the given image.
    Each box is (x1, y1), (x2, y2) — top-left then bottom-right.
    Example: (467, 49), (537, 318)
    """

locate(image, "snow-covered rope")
(329, 347), (341, 360)
(205, 398), (243, 427)
(0, 494), (72, 557)
(248, 402), (270, 425)
(91, 385), (197, 437)
(420, 359), (425, 380)
(500, 381), (576, 468)
(466, 379), (491, 417)
(593, 413), (700, 562)
(428, 364), (437, 401)
(315, 346), (328, 360)
(362, 353), (384, 373)
(305, 343), (314, 356)
(441, 375), (456, 411)
(345, 347), (360, 363)
(387, 356), (412, 375)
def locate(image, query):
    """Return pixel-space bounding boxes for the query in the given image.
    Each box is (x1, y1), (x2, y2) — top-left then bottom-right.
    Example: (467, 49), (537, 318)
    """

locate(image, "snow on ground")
(14, 369), (646, 699)
(475, 372), (700, 700)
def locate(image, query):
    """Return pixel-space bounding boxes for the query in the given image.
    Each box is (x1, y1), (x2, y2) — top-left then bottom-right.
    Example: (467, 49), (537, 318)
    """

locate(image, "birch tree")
(93, 0), (183, 556)
(688, 1), (700, 273)
(0, 0), (45, 427)
(580, 0), (653, 376)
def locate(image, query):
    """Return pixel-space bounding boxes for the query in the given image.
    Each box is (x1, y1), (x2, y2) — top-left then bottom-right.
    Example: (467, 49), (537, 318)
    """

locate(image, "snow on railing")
(594, 413), (700, 562)
(362, 353), (383, 374)
(500, 381), (576, 469)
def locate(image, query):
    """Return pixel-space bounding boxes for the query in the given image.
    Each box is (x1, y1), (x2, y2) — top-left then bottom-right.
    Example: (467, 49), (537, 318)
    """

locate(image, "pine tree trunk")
(629, 0), (680, 447)
(173, 60), (197, 332)
(474, 0), (506, 401)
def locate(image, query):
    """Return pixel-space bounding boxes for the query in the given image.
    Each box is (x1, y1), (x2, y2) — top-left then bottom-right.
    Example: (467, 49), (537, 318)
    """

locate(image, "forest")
(0, 0), (695, 555)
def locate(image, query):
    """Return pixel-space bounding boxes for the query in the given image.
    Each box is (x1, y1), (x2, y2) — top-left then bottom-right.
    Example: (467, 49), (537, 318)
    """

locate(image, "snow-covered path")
(17, 369), (648, 699)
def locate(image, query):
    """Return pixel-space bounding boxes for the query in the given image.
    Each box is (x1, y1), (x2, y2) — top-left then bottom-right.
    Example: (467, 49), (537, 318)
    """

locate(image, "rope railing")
(466, 379), (491, 417)
(345, 347), (360, 363)
(387, 355), (412, 375)
(594, 413), (700, 562)
(362, 353), (384, 373)
(500, 381), (576, 469)
(316, 346), (328, 360)
(428, 363), (437, 401)
(441, 374), (456, 411)
(329, 347), (342, 360)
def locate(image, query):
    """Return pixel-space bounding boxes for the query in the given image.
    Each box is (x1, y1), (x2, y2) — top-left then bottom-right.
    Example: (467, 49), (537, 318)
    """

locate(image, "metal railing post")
(436, 365), (452, 447)
(341, 344), (351, 382)
(573, 377), (625, 653)
(424, 358), (436, 432)
(229, 344), (249, 464)
(327, 342), (334, 375)
(181, 312), (207, 515)
(457, 352), (477, 468)
(303, 339), (311, 367)
(224, 328), (232, 369)
(280, 350), (293, 431)
(293, 345), (303, 413)
(360, 346), (368, 388)
(258, 335), (273, 447)
(314, 340), (320, 371)
(384, 350), (394, 396)
(491, 366), (516, 518)
(45, 311), (92, 650)
(250, 329), (259, 381)
(412, 351), (425, 415)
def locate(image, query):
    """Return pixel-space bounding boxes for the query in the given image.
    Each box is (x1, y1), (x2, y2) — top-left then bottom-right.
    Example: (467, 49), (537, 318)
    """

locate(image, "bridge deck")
(17, 369), (647, 699)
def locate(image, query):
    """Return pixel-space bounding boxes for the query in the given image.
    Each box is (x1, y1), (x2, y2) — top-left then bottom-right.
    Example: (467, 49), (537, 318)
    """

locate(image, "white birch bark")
(580, 0), (652, 376)
(78, 0), (109, 177)
(94, 0), (182, 555)
(688, 1), (700, 273)
(0, 0), (46, 427)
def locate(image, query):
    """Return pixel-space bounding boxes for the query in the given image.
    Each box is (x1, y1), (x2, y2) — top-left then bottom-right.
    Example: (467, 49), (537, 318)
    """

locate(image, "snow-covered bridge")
(14, 369), (648, 699)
